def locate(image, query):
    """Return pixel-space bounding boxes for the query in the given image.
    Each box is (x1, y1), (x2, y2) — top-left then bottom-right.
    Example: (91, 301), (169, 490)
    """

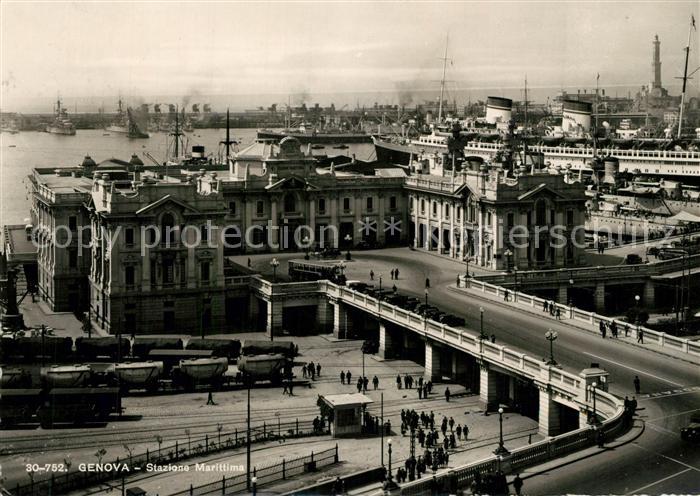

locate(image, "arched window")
(284, 193), (296, 213)
(161, 213), (176, 244)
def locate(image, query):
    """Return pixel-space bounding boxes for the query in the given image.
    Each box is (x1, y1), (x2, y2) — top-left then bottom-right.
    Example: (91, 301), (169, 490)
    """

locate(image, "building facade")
(26, 137), (587, 335)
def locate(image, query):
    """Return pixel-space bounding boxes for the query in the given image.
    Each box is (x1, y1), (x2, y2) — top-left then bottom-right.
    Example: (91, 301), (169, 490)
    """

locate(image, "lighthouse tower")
(652, 34), (662, 89)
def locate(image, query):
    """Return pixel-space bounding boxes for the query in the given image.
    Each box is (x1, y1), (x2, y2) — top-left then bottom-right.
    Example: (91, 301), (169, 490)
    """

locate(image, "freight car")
(0, 366), (32, 388)
(75, 337), (131, 361)
(131, 338), (184, 359)
(4, 336), (73, 363)
(236, 354), (292, 385)
(185, 338), (241, 361)
(0, 388), (121, 428)
(171, 358), (229, 390)
(241, 340), (297, 358)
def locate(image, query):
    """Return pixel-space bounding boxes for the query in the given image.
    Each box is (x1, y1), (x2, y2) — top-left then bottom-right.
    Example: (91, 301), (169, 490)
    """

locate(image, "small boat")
(311, 144), (325, 150)
(8, 144), (16, 148)
(333, 144), (349, 149)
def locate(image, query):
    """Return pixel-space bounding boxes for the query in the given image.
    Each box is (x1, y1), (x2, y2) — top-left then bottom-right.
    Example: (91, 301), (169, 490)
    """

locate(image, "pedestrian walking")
(624, 324), (630, 337)
(302, 365), (307, 378)
(370, 270), (374, 280)
(610, 321), (618, 338)
(490, 334), (496, 343)
(206, 391), (216, 405)
(599, 320), (606, 338)
(418, 386), (423, 399)
(543, 300), (548, 312)
(397, 374), (402, 389)
(512, 474), (524, 496)
(363, 376), (369, 392)
(395, 268), (400, 279)
(637, 328), (644, 344)
(463, 425), (469, 440)
(316, 363), (321, 377)
(556, 307), (561, 320)
(448, 417), (454, 432)
(346, 370), (352, 384)
(425, 277), (430, 289)
(392, 284), (397, 293)
(456, 424), (462, 440)
(340, 370), (345, 384)
(633, 375), (641, 394)
(504, 289), (510, 302)
(373, 375), (379, 390)
(357, 378), (363, 393)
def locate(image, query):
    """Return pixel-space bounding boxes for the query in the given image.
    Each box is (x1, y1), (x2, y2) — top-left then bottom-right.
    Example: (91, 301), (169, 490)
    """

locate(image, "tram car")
(288, 260), (346, 284)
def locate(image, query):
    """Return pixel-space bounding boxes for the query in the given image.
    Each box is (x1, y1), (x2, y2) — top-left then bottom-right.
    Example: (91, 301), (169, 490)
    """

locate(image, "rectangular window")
(229, 201), (236, 215)
(125, 266), (135, 287)
(201, 261), (210, 283)
(566, 209), (574, 226)
(445, 205), (450, 219)
(68, 216), (77, 231)
(507, 212), (514, 228)
(256, 201), (264, 216)
(318, 198), (326, 214)
(432, 202), (437, 216)
(201, 224), (209, 243)
(68, 248), (78, 268)
(550, 209), (556, 225)
(366, 197), (373, 212)
(421, 199), (425, 214)
(163, 310), (175, 330)
(150, 263), (156, 285)
(390, 196), (397, 210)
(125, 228), (134, 247)
(163, 260), (174, 284)
(343, 198), (350, 212)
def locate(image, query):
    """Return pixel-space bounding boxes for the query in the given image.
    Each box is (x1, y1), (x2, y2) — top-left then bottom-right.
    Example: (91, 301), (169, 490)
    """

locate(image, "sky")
(1, 1), (699, 111)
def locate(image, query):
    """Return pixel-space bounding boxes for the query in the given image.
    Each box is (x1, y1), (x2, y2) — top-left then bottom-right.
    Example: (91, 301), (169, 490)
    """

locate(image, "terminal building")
(24, 136), (587, 335)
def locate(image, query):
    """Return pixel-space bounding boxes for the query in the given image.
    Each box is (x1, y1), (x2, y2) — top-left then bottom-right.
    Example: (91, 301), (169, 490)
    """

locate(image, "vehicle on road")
(681, 414), (700, 442)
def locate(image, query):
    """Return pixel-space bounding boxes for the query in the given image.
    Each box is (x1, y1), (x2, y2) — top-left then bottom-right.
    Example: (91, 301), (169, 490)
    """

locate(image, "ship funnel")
(562, 100), (592, 134)
(485, 97), (512, 124)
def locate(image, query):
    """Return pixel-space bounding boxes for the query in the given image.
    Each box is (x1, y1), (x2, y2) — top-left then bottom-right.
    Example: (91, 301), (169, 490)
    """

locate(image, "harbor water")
(0, 129), (376, 226)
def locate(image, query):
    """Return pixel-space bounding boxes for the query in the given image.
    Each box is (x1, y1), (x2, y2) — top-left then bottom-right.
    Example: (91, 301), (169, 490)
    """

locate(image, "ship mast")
(676, 15), (695, 139)
(219, 108), (237, 163)
(438, 35), (450, 123)
(523, 75), (529, 130)
(594, 73), (599, 158)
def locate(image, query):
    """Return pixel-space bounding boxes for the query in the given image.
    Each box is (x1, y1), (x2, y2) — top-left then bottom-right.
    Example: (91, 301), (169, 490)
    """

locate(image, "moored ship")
(46, 98), (76, 136)
(106, 99), (149, 138)
(257, 127), (372, 144)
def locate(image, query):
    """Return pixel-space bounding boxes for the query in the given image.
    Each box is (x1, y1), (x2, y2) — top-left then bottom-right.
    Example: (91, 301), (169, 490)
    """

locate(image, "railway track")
(1, 393), (480, 455)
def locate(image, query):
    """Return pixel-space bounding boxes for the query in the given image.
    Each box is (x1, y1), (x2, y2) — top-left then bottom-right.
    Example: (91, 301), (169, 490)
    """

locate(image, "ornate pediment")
(517, 184), (568, 201)
(134, 195), (201, 216)
(265, 175), (320, 192)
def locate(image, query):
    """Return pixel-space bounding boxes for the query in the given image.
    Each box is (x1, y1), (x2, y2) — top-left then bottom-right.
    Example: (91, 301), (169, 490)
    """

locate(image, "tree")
(446, 122), (466, 172)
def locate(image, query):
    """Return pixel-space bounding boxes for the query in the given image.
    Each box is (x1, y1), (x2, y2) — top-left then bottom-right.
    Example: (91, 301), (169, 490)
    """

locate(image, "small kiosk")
(321, 393), (373, 438)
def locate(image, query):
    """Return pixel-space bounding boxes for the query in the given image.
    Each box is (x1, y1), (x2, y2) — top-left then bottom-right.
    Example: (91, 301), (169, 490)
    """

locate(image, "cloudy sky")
(1, 1), (698, 110)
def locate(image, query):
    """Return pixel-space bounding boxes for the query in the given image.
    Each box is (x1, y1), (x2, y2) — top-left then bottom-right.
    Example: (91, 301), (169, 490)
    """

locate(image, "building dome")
(129, 154), (144, 166)
(81, 155), (97, 168)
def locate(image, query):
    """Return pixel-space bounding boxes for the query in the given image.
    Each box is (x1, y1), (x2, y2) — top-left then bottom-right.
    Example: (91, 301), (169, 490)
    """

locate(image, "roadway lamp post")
(493, 407), (510, 456)
(303, 235), (310, 260)
(504, 249), (513, 273)
(545, 329), (558, 366)
(424, 288), (429, 307)
(479, 306), (487, 340)
(568, 278), (574, 306)
(379, 273), (383, 292)
(270, 257), (279, 283)
(383, 439), (398, 490)
(588, 381), (599, 425)
(344, 234), (352, 260)
(464, 255), (472, 278)
(513, 266), (519, 301)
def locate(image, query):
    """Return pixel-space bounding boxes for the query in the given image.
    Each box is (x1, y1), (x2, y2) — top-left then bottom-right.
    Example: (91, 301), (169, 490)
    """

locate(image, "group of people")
(598, 320), (643, 343)
(339, 371), (380, 393)
(302, 361), (321, 380)
(369, 268), (401, 281)
(542, 300), (562, 319)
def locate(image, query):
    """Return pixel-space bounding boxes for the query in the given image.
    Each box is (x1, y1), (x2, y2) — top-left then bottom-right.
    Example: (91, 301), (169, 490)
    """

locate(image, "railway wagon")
(241, 340), (297, 358)
(237, 354), (290, 384)
(9, 336), (73, 362)
(37, 388), (121, 428)
(132, 338), (184, 359)
(0, 336), (19, 362)
(171, 358), (229, 390)
(41, 364), (92, 388)
(185, 338), (241, 361)
(0, 389), (43, 426)
(75, 337), (132, 360)
(0, 366), (32, 388)
(147, 349), (214, 374)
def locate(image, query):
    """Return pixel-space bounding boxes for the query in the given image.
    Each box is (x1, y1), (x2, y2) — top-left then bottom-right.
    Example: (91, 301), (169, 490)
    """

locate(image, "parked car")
(625, 254), (643, 265)
(681, 414), (700, 442)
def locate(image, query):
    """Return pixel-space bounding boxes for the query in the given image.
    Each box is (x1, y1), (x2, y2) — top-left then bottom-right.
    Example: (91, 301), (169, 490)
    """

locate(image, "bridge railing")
(399, 386), (626, 495)
(325, 282), (591, 402)
(463, 277), (700, 359)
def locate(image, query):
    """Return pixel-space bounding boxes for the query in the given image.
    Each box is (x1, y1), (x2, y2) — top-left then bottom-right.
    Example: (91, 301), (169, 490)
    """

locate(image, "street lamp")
(504, 249), (513, 273)
(251, 476), (257, 496)
(634, 294), (640, 306)
(545, 329), (558, 366)
(383, 438), (398, 490)
(424, 288), (429, 307)
(479, 306), (487, 340)
(344, 234), (352, 260)
(270, 257), (279, 283)
(493, 407), (510, 456)
(303, 235), (310, 260)
(588, 381), (599, 425)
(513, 266), (519, 301)
(246, 373), (252, 491)
(464, 255), (472, 278)
(379, 273), (383, 292)
(338, 260), (346, 275)
(568, 278), (574, 306)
